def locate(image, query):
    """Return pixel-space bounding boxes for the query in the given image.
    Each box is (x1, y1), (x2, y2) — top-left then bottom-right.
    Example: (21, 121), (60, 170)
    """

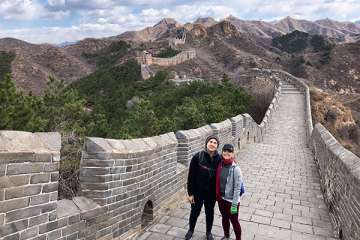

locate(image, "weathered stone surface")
(56, 199), (80, 218)
(0, 131), (60, 154)
(72, 197), (99, 212)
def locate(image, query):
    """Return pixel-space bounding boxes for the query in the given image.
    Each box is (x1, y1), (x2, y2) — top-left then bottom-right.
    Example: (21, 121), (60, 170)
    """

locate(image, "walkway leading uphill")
(136, 82), (339, 240)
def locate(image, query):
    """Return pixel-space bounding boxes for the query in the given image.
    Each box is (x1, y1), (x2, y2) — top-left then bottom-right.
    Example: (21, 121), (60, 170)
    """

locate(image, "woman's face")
(206, 139), (218, 152)
(222, 150), (234, 160)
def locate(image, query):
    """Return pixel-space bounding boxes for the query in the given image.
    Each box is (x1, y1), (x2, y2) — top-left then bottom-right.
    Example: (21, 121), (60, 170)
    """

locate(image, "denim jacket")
(222, 162), (244, 205)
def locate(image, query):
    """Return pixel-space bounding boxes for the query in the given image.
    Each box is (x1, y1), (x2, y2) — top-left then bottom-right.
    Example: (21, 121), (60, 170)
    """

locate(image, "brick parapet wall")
(0, 131), (61, 240)
(312, 124), (360, 240)
(0, 68), (283, 240)
(175, 125), (213, 166)
(137, 50), (196, 67)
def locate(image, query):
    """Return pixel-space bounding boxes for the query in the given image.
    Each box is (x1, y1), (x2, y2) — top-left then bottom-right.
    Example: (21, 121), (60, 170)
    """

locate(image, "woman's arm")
(232, 166), (242, 205)
(187, 153), (199, 196)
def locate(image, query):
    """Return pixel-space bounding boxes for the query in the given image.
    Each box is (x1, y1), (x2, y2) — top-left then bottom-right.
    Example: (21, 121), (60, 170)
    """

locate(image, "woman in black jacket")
(185, 135), (221, 240)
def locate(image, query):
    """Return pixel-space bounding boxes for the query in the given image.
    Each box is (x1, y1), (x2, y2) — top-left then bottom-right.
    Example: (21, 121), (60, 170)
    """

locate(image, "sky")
(0, 0), (360, 44)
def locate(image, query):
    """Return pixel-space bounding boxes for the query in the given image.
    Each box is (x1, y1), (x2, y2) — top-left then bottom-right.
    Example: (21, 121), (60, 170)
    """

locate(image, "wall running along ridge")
(0, 69), (282, 240)
(137, 50), (196, 67)
(269, 69), (360, 240)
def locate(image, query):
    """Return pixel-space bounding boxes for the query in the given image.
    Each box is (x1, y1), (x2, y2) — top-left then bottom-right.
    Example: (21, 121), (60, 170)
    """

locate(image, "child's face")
(222, 150), (234, 160)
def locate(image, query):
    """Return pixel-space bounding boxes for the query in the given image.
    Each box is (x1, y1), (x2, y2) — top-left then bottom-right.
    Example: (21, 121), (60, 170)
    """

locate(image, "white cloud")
(0, 23), (128, 44)
(0, 0), (69, 20)
(47, 0), (65, 7)
(1, 0), (360, 43)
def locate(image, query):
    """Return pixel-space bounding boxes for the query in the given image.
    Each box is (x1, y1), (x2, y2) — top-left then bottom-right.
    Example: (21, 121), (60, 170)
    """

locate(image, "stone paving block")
(313, 226), (335, 238)
(250, 215), (271, 225)
(149, 224), (172, 234)
(254, 209), (273, 218)
(147, 232), (174, 240)
(137, 232), (151, 240)
(273, 213), (292, 221)
(291, 222), (314, 234)
(165, 217), (187, 228)
(194, 222), (206, 233)
(270, 218), (291, 229)
(159, 216), (170, 224)
(239, 212), (251, 221)
(293, 216), (312, 225)
(265, 205), (283, 214)
(166, 227), (188, 238)
(283, 208), (302, 217)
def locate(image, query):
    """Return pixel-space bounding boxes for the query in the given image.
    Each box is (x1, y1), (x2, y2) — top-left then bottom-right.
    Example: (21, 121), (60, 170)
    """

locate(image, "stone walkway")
(136, 82), (338, 240)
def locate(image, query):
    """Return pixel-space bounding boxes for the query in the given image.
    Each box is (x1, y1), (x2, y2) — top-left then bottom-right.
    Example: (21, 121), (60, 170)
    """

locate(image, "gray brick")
(3, 233), (20, 240)
(0, 152), (35, 164)
(6, 163), (43, 175)
(0, 213), (4, 226)
(5, 185), (42, 200)
(0, 189), (4, 201)
(0, 176), (30, 188)
(41, 183), (58, 193)
(29, 214), (48, 227)
(19, 226), (38, 240)
(30, 174), (50, 184)
(68, 214), (80, 225)
(29, 235), (46, 240)
(48, 212), (57, 221)
(0, 219), (28, 238)
(34, 153), (52, 162)
(49, 192), (58, 201)
(5, 206), (42, 222)
(40, 202), (57, 214)
(43, 163), (59, 173)
(0, 165), (6, 177)
(0, 198), (29, 213)
(66, 232), (78, 240)
(38, 218), (67, 234)
(29, 194), (50, 206)
(50, 173), (59, 182)
(46, 229), (62, 240)
(61, 222), (84, 236)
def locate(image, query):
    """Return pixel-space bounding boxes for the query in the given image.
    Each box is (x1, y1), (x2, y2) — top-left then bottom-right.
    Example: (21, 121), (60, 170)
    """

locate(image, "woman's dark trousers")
(188, 193), (216, 233)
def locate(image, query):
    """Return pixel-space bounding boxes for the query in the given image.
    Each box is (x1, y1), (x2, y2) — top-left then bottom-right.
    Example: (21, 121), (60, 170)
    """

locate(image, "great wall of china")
(1, 42), (360, 239)
(136, 34), (195, 80)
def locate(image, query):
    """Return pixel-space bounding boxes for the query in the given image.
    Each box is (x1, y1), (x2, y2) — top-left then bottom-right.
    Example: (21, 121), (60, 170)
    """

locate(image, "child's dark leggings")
(189, 193), (216, 233)
(218, 198), (242, 240)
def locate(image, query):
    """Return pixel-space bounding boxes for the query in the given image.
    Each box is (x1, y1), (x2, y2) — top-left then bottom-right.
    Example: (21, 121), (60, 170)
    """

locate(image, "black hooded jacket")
(187, 150), (221, 198)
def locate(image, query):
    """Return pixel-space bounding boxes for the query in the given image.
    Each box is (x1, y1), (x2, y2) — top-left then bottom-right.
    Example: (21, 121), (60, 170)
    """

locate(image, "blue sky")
(0, 0), (360, 44)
